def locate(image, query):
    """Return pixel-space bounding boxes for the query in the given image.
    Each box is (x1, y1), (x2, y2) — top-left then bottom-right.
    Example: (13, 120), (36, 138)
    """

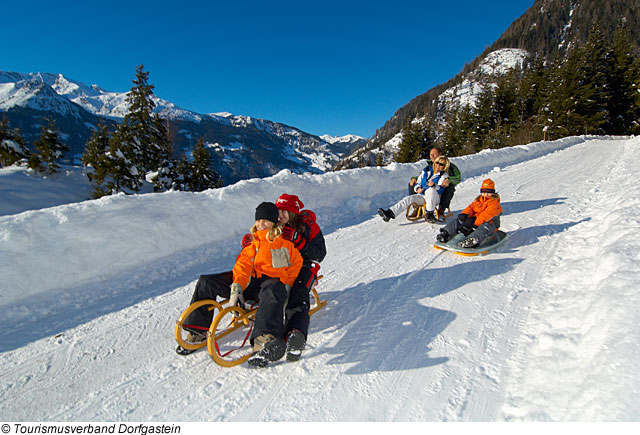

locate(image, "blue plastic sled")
(433, 230), (508, 256)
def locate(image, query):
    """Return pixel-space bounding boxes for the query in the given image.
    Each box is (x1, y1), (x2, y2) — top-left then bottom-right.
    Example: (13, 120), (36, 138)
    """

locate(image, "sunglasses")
(434, 162), (445, 167)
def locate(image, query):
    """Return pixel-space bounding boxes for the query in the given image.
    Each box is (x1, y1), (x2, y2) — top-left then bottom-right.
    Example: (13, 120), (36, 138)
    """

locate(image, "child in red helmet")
(436, 178), (502, 248)
(274, 193), (326, 361)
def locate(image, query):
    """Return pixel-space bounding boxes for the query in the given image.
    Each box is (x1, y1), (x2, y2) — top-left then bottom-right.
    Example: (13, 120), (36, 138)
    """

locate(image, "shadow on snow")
(311, 257), (523, 375)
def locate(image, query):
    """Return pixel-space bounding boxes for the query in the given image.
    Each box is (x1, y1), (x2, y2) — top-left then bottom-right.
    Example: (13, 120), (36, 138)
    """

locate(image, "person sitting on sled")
(379, 156), (450, 223)
(436, 178), (502, 249)
(275, 194), (326, 361)
(407, 146), (462, 219)
(179, 202), (303, 367)
(242, 194), (327, 361)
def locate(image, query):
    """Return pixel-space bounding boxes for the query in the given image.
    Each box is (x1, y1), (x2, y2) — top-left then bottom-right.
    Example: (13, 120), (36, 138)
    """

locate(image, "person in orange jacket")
(178, 202), (303, 367)
(436, 178), (502, 249)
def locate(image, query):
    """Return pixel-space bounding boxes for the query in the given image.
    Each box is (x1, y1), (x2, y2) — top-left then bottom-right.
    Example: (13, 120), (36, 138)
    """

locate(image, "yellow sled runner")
(406, 202), (453, 223)
(175, 276), (326, 367)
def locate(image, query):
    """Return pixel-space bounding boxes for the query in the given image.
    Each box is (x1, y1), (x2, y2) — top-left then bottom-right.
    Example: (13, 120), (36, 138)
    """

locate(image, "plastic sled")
(175, 274), (326, 367)
(406, 202), (452, 223)
(433, 230), (508, 256)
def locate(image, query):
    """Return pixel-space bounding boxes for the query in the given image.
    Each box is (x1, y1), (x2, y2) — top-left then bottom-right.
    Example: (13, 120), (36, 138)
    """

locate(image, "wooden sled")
(175, 275), (326, 367)
(405, 202), (453, 223)
(433, 230), (508, 256)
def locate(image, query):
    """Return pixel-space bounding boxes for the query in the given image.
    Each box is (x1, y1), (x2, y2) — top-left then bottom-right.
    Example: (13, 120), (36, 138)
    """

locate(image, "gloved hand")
(460, 224), (477, 236)
(281, 226), (306, 250)
(241, 233), (253, 248)
(457, 213), (468, 225)
(228, 283), (245, 315)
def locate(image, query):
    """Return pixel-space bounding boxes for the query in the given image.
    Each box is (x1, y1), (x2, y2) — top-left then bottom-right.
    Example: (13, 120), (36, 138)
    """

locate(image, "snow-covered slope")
(1, 135), (639, 421)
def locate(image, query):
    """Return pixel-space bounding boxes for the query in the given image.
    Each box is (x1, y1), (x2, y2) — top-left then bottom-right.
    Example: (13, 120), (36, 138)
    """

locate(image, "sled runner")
(406, 202), (452, 223)
(433, 230), (508, 256)
(175, 275), (326, 367)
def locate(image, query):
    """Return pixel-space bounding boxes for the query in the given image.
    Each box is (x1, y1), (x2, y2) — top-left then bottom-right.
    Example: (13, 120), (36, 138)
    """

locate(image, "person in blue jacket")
(379, 156), (450, 223)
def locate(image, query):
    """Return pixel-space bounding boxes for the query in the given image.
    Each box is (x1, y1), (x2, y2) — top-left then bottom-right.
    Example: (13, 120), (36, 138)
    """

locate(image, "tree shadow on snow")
(309, 257), (523, 375)
(501, 218), (590, 253)
(393, 198), (567, 227)
(498, 197), (567, 217)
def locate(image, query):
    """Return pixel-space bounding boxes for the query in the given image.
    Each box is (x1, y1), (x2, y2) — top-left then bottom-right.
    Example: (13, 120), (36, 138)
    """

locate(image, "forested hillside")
(336, 0), (640, 169)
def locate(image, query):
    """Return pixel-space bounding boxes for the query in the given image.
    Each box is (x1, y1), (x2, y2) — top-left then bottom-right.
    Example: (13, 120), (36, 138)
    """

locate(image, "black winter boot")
(285, 329), (306, 362)
(377, 208), (395, 222)
(436, 229), (451, 243)
(247, 334), (286, 367)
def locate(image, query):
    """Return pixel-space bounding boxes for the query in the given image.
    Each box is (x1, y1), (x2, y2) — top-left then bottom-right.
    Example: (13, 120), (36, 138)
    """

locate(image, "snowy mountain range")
(2, 135), (639, 421)
(0, 71), (364, 184)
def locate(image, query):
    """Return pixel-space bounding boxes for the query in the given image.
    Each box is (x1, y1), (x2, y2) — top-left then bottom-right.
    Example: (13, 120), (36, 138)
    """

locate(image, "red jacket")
(462, 195), (502, 226)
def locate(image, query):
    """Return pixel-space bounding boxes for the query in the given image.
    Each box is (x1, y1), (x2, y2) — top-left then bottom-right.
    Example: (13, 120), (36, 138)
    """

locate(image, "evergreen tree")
(537, 54), (574, 140)
(31, 118), (69, 174)
(82, 122), (113, 198)
(473, 83), (497, 149)
(609, 24), (640, 134)
(108, 65), (172, 192)
(152, 158), (183, 192)
(574, 23), (613, 134)
(188, 138), (223, 191)
(439, 105), (476, 156)
(0, 119), (29, 167)
(395, 119), (433, 163)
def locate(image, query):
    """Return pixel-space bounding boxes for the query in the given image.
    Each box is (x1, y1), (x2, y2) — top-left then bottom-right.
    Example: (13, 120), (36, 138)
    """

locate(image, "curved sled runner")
(406, 202), (452, 223)
(175, 276), (326, 367)
(433, 230), (508, 256)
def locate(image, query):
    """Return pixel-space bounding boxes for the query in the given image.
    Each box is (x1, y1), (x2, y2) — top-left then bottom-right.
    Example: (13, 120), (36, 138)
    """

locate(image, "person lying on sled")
(436, 178), (502, 249)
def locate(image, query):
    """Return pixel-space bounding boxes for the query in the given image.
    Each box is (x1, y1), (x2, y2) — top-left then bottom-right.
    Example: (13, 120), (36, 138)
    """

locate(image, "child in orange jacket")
(179, 202), (303, 367)
(436, 178), (502, 248)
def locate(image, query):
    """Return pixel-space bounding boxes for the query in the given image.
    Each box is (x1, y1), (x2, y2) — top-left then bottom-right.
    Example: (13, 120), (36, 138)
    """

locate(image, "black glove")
(460, 224), (477, 237)
(282, 226), (306, 250)
(457, 213), (468, 225)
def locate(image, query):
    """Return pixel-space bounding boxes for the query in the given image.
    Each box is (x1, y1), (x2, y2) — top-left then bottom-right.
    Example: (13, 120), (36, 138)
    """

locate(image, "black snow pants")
(183, 271), (289, 345)
(284, 266), (314, 339)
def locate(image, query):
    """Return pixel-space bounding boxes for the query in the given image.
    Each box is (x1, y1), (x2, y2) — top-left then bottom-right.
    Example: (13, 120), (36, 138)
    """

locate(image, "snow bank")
(0, 135), (598, 309)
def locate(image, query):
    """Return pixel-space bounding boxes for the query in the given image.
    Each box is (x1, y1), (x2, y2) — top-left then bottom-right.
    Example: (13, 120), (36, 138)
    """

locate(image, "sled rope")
(182, 324), (209, 332)
(214, 302), (257, 358)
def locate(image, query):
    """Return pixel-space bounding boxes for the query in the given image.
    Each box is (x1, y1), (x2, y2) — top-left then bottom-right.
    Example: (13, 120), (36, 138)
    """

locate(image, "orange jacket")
(462, 195), (502, 226)
(232, 228), (303, 290)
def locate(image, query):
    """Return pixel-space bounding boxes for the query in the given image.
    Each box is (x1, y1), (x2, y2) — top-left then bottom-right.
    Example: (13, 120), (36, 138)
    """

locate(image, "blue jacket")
(416, 165), (449, 196)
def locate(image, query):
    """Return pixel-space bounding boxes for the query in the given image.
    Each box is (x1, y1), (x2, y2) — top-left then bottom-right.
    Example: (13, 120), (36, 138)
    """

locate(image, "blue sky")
(4, 0), (534, 138)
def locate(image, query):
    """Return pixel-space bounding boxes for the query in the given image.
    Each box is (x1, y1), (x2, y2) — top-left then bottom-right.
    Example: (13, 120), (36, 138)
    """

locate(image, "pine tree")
(574, 23), (613, 135)
(152, 158), (183, 191)
(0, 119), (29, 167)
(188, 138), (223, 191)
(609, 24), (640, 134)
(537, 54), (574, 140)
(376, 152), (384, 167)
(108, 65), (172, 192)
(473, 84), (496, 149)
(31, 118), (69, 174)
(395, 119), (433, 163)
(82, 122), (113, 198)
